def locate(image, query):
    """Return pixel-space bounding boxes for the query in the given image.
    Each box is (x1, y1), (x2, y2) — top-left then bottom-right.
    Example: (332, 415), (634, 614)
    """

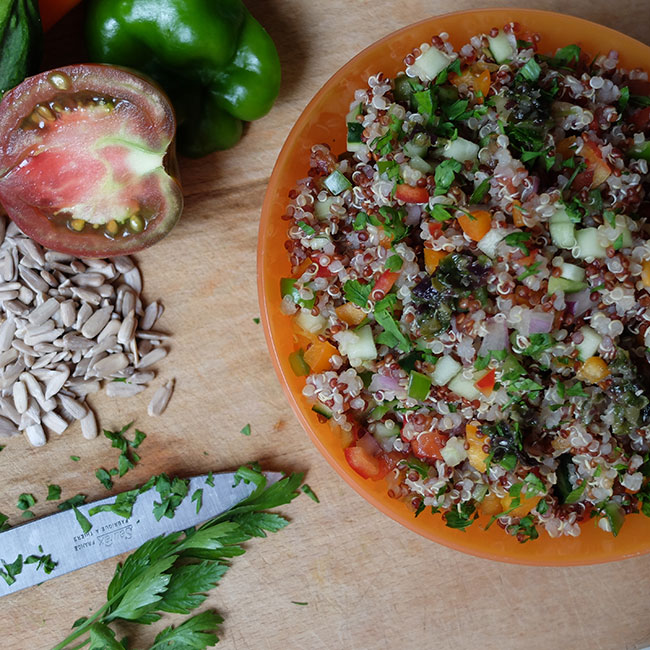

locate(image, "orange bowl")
(258, 8), (650, 565)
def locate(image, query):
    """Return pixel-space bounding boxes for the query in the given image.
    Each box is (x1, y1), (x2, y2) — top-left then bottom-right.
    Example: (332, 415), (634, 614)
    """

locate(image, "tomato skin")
(578, 138), (611, 188)
(395, 184), (429, 203)
(374, 270), (400, 296)
(411, 431), (447, 461)
(631, 107), (650, 132)
(475, 368), (496, 396)
(0, 64), (182, 258)
(344, 443), (389, 480)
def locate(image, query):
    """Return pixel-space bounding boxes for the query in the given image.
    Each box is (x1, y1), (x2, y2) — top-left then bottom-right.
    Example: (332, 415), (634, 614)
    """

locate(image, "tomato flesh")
(411, 431), (447, 461)
(395, 184), (429, 203)
(0, 64), (182, 257)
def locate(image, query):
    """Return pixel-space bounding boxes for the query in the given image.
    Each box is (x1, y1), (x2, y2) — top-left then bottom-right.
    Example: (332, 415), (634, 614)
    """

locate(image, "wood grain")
(2, 1), (650, 649)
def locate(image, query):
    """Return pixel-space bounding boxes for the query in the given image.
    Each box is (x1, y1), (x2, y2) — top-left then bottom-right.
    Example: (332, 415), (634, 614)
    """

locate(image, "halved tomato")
(0, 64), (183, 257)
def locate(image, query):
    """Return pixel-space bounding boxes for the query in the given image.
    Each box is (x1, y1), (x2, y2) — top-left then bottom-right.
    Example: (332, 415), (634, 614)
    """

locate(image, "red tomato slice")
(344, 445), (388, 480)
(411, 431), (447, 461)
(374, 270), (400, 295)
(0, 64), (183, 257)
(395, 184), (429, 203)
(475, 368), (496, 396)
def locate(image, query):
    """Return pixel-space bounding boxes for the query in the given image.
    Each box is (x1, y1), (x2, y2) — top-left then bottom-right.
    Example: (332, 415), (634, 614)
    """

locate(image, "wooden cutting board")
(3, 1), (650, 648)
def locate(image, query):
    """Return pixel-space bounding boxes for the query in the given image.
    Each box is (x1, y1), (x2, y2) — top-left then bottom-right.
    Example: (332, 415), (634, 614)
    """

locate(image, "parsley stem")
(65, 639), (90, 650)
(49, 601), (113, 650)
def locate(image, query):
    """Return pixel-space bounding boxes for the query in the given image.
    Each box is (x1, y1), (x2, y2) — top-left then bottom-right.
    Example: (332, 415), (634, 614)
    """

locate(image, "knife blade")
(0, 471), (281, 597)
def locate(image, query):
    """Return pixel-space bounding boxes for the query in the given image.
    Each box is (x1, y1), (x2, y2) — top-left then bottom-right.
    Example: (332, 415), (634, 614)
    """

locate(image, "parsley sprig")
(51, 465), (304, 650)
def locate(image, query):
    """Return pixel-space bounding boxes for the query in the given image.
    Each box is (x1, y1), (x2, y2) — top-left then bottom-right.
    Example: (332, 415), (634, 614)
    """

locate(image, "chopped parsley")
(385, 254), (403, 271)
(517, 261), (541, 281)
(240, 423), (251, 436)
(469, 178), (491, 204)
(504, 231), (532, 255)
(46, 484), (61, 501)
(17, 493), (36, 511)
(301, 484), (320, 503)
(343, 278), (374, 308)
(191, 488), (203, 514)
(434, 159), (462, 196)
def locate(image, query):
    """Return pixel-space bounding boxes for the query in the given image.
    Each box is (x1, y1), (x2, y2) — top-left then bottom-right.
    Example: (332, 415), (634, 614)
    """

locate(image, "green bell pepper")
(85, 0), (281, 157)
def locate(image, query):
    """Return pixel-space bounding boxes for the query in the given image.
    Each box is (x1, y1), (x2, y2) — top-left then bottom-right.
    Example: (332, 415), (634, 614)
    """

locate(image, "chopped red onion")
(369, 373), (402, 393)
(479, 318), (509, 355)
(565, 289), (592, 317)
(528, 311), (555, 334)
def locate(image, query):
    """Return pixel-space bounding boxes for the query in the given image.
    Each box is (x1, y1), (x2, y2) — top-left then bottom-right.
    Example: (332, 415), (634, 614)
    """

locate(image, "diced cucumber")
(281, 278), (315, 309)
(440, 137), (479, 163)
(477, 228), (507, 258)
(560, 262), (586, 283)
(312, 403), (333, 419)
(410, 47), (452, 82)
(305, 235), (331, 251)
(488, 31), (515, 63)
(314, 196), (336, 220)
(393, 74), (415, 104)
(432, 355), (461, 386)
(296, 309), (326, 334)
(448, 372), (481, 401)
(337, 324), (377, 363)
(549, 205), (576, 249)
(346, 103), (363, 123)
(502, 354), (525, 378)
(440, 436), (468, 467)
(547, 276), (587, 295)
(600, 223), (633, 249)
(628, 140), (650, 162)
(408, 370), (432, 401)
(347, 122), (365, 153)
(404, 132), (431, 159)
(575, 227), (607, 259)
(289, 349), (310, 376)
(577, 326), (602, 361)
(408, 155), (434, 174)
(323, 170), (352, 195)
(372, 421), (398, 452)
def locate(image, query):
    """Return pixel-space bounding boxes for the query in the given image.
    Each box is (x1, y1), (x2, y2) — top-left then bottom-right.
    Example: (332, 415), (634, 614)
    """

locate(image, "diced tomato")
(517, 249), (538, 267)
(555, 136), (577, 161)
(345, 433), (389, 480)
(411, 431), (447, 461)
(475, 368), (496, 396)
(428, 221), (443, 236)
(309, 255), (334, 277)
(374, 270), (400, 296)
(457, 209), (492, 241)
(631, 107), (650, 132)
(303, 339), (338, 373)
(571, 169), (595, 192)
(578, 137), (611, 188)
(395, 184), (429, 203)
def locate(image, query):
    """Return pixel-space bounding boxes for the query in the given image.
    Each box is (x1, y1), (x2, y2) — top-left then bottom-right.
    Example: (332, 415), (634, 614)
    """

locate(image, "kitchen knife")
(0, 471), (281, 597)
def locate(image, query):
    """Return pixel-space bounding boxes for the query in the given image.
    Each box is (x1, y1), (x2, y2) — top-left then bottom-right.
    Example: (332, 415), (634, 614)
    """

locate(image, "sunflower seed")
(81, 306), (113, 338)
(136, 330), (172, 341)
(129, 371), (155, 384)
(71, 286), (101, 305)
(42, 411), (68, 435)
(0, 415), (18, 437)
(44, 251), (73, 263)
(80, 409), (98, 440)
(118, 310), (136, 345)
(98, 318), (121, 342)
(141, 301), (159, 330)
(13, 380), (28, 413)
(44, 367), (70, 399)
(58, 394), (88, 420)
(28, 297), (59, 325)
(25, 423), (46, 447)
(105, 381), (146, 398)
(20, 267), (49, 293)
(60, 300), (76, 327)
(121, 289), (135, 318)
(148, 378), (174, 417)
(74, 302), (93, 330)
(72, 272), (105, 287)
(0, 290), (19, 302)
(0, 397), (21, 424)
(113, 256), (135, 273)
(62, 333), (94, 351)
(0, 319), (15, 351)
(136, 346), (167, 369)
(0, 347), (19, 367)
(92, 353), (129, 377)
(66, 378), (100, 397)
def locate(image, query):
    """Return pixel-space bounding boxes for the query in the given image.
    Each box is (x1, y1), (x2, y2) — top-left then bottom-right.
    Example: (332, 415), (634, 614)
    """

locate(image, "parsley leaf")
(469, 178), (491, 204)
(301, 484), (320, 503)
(191, 489), (203, 515)
(89, 490), (139, 520)
(434, 159), (462, 196)
(504, 231), (532, 255)
(343, 279), (374, 308)
(17, 493), (36, 511)
(96, 468), (114, 490)
(385, 254), (403, 272)
(46, 484), (61, 501)
(240, 423), (251, 436)
(444, 502), (477, 530)
(517, 261), (541, 281)
(73, 506), (92, 534)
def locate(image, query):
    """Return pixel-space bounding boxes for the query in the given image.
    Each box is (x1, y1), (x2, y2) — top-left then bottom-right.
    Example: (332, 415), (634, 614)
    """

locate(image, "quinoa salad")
(280, 24), (650, 542)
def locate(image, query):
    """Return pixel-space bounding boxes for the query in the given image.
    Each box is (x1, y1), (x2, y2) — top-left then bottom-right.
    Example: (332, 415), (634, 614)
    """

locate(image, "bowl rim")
(258, 7), (650, 565)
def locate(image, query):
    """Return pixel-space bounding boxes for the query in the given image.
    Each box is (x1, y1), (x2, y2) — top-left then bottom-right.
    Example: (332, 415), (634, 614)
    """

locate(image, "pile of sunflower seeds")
(0, 217), (173, 447)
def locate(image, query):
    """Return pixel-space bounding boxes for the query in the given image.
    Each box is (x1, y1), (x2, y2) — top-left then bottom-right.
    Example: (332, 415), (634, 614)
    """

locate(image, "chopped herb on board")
(17, 493), (36, 511)
(70, 455), (80, 462)
(51, 465), (303, 650)
(73, 507), (92, 534)
(95, 468), (114, 490)
(46, 484), (62, 501)
(301, 484), (320, 503)
(152, 474), (190, 521)
(191, 488), (203, 514)
(240, 423), (251, 436)
(89, 490), (139, 520)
